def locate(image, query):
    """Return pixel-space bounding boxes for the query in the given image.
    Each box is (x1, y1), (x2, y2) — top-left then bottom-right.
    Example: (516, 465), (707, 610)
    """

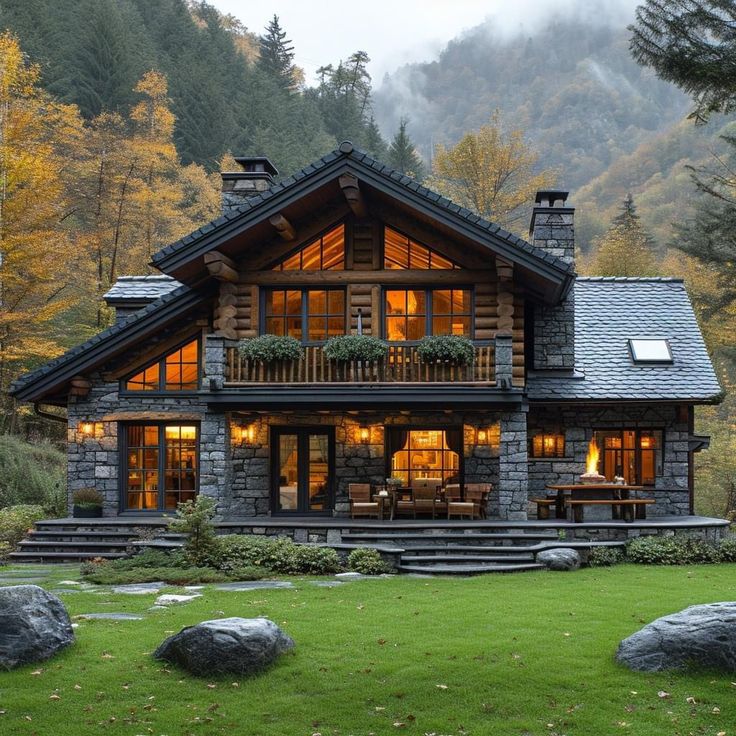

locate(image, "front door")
(271, 427), (334, 514)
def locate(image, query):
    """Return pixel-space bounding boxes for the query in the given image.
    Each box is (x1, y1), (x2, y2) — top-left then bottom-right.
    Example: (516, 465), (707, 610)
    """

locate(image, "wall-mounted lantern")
(233, 424), (256, 446)
(359, 424), (370, 444)
(78, 421), (101, 439)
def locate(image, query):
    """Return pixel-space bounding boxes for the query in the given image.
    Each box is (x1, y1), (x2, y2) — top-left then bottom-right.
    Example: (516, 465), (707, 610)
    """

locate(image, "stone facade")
(527, 404), (691, 517)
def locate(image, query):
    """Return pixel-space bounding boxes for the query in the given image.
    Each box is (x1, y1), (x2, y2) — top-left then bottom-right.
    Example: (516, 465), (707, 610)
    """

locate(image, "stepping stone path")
(112, 582), (166, 595)
(74, 613), (144, 621)
(154, 593), (202, 606)
(311, 580), (345, 588)
(214, 581), (295, 591)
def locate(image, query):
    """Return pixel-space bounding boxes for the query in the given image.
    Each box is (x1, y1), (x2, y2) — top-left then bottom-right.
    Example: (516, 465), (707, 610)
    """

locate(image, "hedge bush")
(587, 546), (625, 567)
(323, 334), (388, 363)
(717, 536), (736, 562)
(416, 335), (475, 366)
(347, 547), (393, 575)
(0, 504), (46, 549)
(626, 535), (719, 565)
(238, 334), (303, 363)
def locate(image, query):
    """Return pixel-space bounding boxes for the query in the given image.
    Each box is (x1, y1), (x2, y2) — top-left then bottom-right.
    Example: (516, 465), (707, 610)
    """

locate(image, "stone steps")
(400, 553), (536, 564)
(398, 562), (545, 575)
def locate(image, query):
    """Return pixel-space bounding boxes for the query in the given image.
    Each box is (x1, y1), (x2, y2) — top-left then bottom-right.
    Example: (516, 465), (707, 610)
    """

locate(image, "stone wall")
(527, 404), (690, 517)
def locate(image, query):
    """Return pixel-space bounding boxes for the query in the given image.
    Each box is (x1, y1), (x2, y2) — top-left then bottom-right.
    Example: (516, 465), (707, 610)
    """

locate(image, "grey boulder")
(537, 548), (581, 571)
(616, 602), (736, 672)
(153, 617), (294, 676)
(0, 585), (74, 669)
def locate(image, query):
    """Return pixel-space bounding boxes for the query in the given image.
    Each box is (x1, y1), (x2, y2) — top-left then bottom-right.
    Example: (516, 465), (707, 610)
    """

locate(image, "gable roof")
(527, 278), (723, 403)
(152, 142), (575, 302)
(10, 284), (209, 404)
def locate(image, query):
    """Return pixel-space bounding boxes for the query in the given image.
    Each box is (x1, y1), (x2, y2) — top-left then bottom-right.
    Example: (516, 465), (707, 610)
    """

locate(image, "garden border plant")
(323, 334), (388, 363)
(237, 334), (303, 363)
(416, 334), (475, 366)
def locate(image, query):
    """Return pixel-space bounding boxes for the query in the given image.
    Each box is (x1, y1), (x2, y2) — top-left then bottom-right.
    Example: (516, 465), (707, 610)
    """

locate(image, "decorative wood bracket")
(338, 174), (368, 218)
(269, 213), (296, 241)
(204, 251), (238, 282)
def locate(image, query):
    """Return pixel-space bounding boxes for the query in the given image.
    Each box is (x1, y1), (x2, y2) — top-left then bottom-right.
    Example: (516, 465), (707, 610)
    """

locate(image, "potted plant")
(238, 334), (303, 363)
(416, 334), (475, 366)
(323, 334), (388, 363)
(72, 488), (104, 518)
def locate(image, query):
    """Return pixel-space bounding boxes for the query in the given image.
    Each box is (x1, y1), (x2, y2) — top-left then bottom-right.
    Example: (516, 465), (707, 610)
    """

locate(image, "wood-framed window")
(124, 338), (200, 392)
(122, 423), (198, 511)
(530, 432), (566, 458)
(263, 288), (346, 343)
(273, 223), (345, 271)
(384, 288), (472, 341)
(383, 226), (459, 269)
(593, 429), (664, 486)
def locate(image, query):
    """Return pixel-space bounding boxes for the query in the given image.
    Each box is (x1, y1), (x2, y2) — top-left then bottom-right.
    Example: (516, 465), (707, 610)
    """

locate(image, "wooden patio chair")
(348, 483), (379, 519)
(465, 483), (492, 519)
(445, 483), (473, 519)
(411, 479), (443, 518)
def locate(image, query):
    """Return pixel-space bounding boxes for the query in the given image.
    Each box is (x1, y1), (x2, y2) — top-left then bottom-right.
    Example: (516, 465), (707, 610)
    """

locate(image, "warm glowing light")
(477, 429), (487, 443)
(640, 436), (653, 449)
(359, 426), (370, 443)
(585, 437), (601, 475)
(79, 421), (97, 437)
(234, 424), (256, 444)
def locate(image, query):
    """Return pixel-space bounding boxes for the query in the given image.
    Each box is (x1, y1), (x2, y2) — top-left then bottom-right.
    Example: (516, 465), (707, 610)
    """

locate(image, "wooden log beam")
(204, 251), (239, 282)
(245, 269), (495, 285)
(338, 174), (368, 218)
(269, 213), (297, 241)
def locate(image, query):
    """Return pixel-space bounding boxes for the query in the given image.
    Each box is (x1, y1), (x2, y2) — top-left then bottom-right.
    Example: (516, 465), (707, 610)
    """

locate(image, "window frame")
(382, 225), (461, 270)
(529, 432), (566, 459)
(119, 421), (200, 512)
(120, 336), (201, 395)
(628, 338), (673, 364)
(382, 287), (475, 342)
(261, 287), (348, 345)
(592, 428), (665, 486)
(272, 222), (346, 271)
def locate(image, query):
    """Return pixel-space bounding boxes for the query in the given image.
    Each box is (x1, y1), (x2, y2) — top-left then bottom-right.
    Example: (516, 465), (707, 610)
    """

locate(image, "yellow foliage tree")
(427, 112), (556, 233)
(0, 32), (85, 402)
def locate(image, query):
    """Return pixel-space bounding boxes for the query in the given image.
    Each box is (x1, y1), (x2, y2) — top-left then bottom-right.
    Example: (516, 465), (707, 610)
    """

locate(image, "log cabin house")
(11, 143), (722, 522)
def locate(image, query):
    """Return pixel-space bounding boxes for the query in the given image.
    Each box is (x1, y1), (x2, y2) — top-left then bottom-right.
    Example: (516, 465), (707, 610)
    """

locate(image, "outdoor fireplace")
(579, 437), (606, 483)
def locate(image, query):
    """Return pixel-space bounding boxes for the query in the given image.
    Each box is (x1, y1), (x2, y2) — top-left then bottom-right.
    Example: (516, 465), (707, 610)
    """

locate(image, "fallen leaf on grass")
(49, 694), (61, 701)
(713, 707), (721, 714)
(393, 722), (406, 729)
(436, 684), (448, 690)
(658, 691), (671, 699)
(30, 670), (42, 676)
(74, 684), (82, 690)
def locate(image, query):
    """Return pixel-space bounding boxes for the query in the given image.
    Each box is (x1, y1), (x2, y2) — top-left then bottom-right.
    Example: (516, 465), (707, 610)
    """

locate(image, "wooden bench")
(531, 498), (557, 520)
(566, 498), (655, 523)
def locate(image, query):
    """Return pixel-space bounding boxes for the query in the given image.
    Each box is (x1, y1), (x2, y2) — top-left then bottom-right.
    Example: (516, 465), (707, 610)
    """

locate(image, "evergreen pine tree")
(388, 118), (425, 180)
(365, 117), (388, 160)
(258, 15), (297, 92)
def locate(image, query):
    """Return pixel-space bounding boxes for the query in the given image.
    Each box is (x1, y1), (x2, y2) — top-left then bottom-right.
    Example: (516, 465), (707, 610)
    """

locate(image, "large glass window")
(385, 289), (472, 341)
(274, 224), (345, 271)
(125, 424), (197, 511)
(530, 432), (566, 458)
(593, 429), (663, 486)
(384, 226), (459, 269)
(125, 339), (199, 392)
(264, 289), (346, 342)
(390, 429), (461, 487)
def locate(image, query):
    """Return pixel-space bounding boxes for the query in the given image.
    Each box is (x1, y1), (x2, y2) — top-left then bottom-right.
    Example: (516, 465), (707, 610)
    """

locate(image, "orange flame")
(585, 437), (601, 475)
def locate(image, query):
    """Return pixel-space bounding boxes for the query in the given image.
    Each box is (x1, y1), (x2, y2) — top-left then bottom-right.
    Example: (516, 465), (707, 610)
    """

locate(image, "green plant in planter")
(323, 334), (388, 362)
(416, 335), (475, 366)
(238, 334), (303, 363)
(72, 487), (104, 518)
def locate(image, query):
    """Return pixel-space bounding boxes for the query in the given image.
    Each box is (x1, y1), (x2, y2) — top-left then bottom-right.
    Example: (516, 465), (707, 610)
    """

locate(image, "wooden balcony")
(224, 343), (496, 385)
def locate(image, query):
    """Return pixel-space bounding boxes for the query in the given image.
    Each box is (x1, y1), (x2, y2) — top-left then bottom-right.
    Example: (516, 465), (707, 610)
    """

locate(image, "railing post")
(494, 334), (513, 389)
(204, 334), (226, 390)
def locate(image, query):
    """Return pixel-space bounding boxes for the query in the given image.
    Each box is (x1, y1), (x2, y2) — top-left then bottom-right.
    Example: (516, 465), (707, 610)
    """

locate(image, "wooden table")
(374, 486), (413, 520)
(545, 483), (646, 522)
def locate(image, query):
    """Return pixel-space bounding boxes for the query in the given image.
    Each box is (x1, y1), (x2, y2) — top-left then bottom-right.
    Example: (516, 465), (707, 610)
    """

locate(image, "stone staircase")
(340, 528), (558, 574)
(8, 518), (171, 563)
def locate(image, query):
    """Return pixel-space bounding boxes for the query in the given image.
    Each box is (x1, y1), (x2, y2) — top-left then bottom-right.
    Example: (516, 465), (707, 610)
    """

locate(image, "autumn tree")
(388, 118), (424, 180)
(0, 33), (84, 423)
(585, 194), (658, 276)
(427, 113), (554, 231)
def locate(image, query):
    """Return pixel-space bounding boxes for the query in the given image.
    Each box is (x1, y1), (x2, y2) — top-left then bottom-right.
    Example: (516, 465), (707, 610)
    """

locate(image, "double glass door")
(272, 427), (333, 514)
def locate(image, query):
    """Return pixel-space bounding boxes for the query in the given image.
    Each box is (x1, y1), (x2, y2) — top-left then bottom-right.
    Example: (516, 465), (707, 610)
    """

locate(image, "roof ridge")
(576, 276), (684, 283)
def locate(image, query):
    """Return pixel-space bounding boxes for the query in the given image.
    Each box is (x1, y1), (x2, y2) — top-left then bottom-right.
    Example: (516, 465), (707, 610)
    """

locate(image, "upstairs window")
(264, 289), (346, 342)
(125, 339), (199, 392)
(385, 289), (472, 341)
(274, 224), (345, 271)
(384, 226), (460, 270)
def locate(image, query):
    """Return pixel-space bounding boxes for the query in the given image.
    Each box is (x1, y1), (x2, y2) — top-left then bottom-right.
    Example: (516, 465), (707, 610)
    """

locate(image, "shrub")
(0, 434), (66, 511)
(0, 541), (11, 564)
(290, 545), (341, 575)
(116, 548), (188, 570)
(72, 487), (103, 507)
(347, 547), (393, 575)
(0, 504), (46, 549)
(169, 495), (218, 566)
(81, 563), (229, 586)
(626, 535), (719, 565)
(587, 546), (625, 567)
(323, 334), (388, 363)
(210, 534), (274, 570)
(416, 335), (474, 366)
(238, 334), (303, 363)
(717, 536), (736, 562)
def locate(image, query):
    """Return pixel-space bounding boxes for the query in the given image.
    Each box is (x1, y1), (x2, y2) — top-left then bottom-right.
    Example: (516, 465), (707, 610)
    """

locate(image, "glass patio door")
(272, 427), (333, 514)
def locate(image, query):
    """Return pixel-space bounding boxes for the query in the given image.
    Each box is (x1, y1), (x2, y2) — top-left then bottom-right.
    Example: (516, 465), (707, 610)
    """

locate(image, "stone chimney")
(221, 156), (278, 214)
(529, 190), (575, 370)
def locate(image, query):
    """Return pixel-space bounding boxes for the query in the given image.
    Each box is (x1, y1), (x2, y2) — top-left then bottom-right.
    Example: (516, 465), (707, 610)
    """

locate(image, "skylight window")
(629, 339), (673, 364)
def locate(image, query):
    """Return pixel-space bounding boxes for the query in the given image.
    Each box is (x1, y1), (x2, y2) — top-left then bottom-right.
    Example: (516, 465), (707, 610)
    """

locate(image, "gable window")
(384, 226), (460, 270)
(385, 289), (472, 341)
(274, 224), (345, 271)
(593, 429), (663, 486)
(264, 289), (346, 342)
(530, 432), (566, 458)
(125, 338), (199, 392)
(629, 339), (673, 364)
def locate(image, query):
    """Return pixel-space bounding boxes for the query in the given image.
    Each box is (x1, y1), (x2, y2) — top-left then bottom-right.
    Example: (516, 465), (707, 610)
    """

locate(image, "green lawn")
(1, 565), (735, 735)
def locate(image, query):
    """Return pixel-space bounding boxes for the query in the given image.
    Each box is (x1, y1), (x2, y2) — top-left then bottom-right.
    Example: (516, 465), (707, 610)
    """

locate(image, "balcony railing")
(224, 343), (496, 385)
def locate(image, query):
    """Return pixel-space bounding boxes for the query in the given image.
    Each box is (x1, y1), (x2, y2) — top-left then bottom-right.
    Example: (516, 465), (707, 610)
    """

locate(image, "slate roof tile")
(103, 276), (182, 302)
